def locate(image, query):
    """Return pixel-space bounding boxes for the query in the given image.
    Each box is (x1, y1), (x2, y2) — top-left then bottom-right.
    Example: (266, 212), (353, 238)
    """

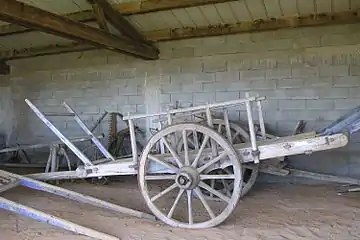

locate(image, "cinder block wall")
(3, 24), (360, 179)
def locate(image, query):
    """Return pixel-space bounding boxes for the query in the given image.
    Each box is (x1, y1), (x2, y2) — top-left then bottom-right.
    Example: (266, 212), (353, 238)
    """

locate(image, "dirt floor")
(0, 177), (360, 240)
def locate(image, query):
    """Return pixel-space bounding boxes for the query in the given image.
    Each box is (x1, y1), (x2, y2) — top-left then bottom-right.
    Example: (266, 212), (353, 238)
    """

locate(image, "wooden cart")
(19, 93), (355, 230)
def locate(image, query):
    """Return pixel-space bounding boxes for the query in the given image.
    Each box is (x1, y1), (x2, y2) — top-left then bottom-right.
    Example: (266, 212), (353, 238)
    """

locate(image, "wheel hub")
(175, 166), (199, 190)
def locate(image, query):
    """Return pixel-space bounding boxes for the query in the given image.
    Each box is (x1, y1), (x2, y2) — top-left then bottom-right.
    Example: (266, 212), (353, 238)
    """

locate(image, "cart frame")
(18, 94), (349, 230)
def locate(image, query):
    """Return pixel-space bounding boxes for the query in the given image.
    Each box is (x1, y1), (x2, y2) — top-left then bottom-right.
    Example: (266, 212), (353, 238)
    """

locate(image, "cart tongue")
(317, 106), (360, 136)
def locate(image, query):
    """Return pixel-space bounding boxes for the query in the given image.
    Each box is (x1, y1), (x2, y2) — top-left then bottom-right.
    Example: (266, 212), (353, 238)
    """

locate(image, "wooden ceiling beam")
(1, 10), (360, 62)
(93, 0), (149, 43)
(0, 0), (236, 36)
(0, 0), (159, 60)
(88, 0), (109, 31)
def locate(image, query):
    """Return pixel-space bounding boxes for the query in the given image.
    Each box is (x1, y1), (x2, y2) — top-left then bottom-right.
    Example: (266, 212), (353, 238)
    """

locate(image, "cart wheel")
(177, 119), (259, 198)
(138, 123), (242, 228)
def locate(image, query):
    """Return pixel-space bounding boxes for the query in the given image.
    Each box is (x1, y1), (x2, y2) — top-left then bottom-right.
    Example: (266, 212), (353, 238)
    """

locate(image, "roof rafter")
(0, 0), (158, 60)
(1, 10), (359, 61)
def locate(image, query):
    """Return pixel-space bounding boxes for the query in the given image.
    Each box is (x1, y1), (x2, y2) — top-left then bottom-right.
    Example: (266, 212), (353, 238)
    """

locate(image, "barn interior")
(0, 0), (360, 239)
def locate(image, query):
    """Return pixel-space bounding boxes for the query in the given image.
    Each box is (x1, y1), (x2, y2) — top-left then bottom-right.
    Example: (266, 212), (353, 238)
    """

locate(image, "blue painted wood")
(318, 106), (360, 136)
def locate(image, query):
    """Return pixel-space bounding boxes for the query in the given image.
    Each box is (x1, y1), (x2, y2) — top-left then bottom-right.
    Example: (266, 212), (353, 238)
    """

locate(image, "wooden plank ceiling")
(0, 0), (359, 61)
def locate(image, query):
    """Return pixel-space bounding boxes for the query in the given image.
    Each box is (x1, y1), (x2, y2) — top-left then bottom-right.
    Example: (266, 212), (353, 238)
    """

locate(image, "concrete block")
(306, 100), (334, 110)
(261, 100), (278, 111)
(334, 99), (360, 110)
(226, 33), (252, 43)
(283, 89), (319, 100)
(194, 73), (215, 83)
(277, 78), (304, 89)
(203, 82), (227, 92)
(203, 59), (227, 73)
(304, 77), (332, 88)
(193, 92), (215, 104)
(119, 82), (139, 95)
(319, 65), (349, 77)
(263, 39), (293, 51)
(171, 73), (194, 84)
(113, 68), (137, 79)
(53, 89), (83, 99)
(172, 47), (195, 58)
(274, 28), (303, 39)
(100, 87), (120, 97)
(266, 68), (291, 79)
(215, 91), (239, 102)
(332, 54), (351, 66)
(171, 93), (193, 103)
(181, 59), (203, 74)
(118, 104), (136, 114)
(251, 31), (275, 42)
(30, 90), (54, 100)
(251, 58), (277, 69)
(74, 105), (100, 114)
(102, 102), (118, 112)
(160, 94), (171, 103)
(349, 87), (360, 98)
(32, 98), (62, 107)
(157, 59), (182, 75)
(227, 58), (252, 71)
(161, 82), (181, 93)
(333, 76), (360, 87)
(240, 69), (266, 81)
(283, 89), (318, 100)
(292, 36), (321, 48)
(321, 33), (360, 46)
(82, 88), (102, 98)
(128, 95), (145, 105)
(291, 67), (318, 78)
(275, 120), (302, 134)
(215, 72), (240, 82)
(316, 88), (349, 99)
(181, 83), (203, 93)
(51, 72), (67, 82)
(249, 79), (277, 90)
(267, 110), (339, 121)
(350, 65), (360, 76)
(203, 35), (226, 45)
(68, 71), (99, 82)
(278, 100), (306, 110)
(136, 104), (146, 113)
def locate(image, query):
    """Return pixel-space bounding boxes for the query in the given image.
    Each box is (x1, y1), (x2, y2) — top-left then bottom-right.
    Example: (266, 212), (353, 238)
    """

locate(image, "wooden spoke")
(197, 152), (227, 173)
(187, 138), (195, 148)
(161, 137), (183, 168)
(167, 188), (185, 218)
(187, 190), (193, 224)
(200, 174), (235, 180)
(150, 183), (177, 202)
(199, 181), (231, 203)
(182, 130), (190, 166)
(191, 135), (210, 168)
(210, 179), (215, 198)
(148, 154), (178, 172)
(145, 174), (176, 180)
(231, 130), (242, 142)
(217, 123), (223, 133)
(194, 187), (215, 219)
(221, 179), (232, 196)
(193, 130), (199, 149)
